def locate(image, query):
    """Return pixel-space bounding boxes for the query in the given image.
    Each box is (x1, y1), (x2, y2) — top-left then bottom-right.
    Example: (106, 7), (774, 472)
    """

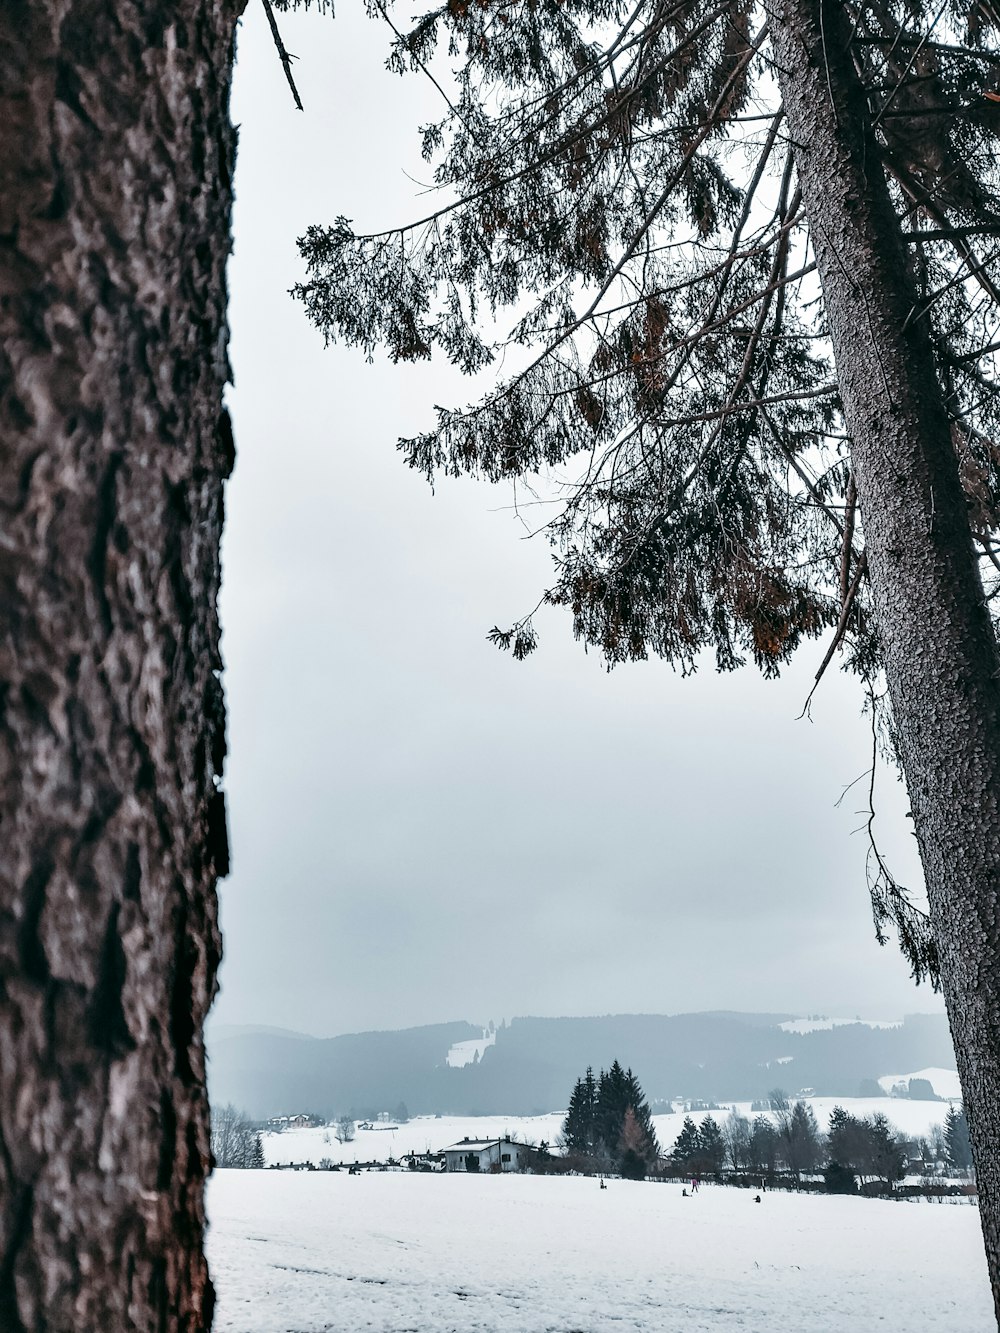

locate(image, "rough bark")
(0, 2), (243, 1328)
(768, 0), (1000, 1319)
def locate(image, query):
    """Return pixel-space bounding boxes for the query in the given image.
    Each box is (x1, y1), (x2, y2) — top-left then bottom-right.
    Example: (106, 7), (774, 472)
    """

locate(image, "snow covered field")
(207, 1170), (991, 1332)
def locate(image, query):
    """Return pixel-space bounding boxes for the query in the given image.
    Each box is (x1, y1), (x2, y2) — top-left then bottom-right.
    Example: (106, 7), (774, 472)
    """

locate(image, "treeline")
(666, 1096), (973, 1193)
(558, 1067), (973, 1194)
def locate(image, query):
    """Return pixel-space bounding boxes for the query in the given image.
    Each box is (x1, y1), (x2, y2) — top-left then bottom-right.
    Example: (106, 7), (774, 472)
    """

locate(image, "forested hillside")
(208, 1012), (955, 1119)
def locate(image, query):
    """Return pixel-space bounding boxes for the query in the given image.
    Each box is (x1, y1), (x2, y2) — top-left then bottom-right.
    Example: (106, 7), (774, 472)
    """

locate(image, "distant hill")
(206, 1023), (318, 1043)
(206, 1011), (955, 1119)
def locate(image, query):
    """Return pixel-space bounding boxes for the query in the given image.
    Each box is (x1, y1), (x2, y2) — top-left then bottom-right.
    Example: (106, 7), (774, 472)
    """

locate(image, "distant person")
(681, 1188), (688, 1197)
(754, 1194), (762, 1204)
(600, 1178), (607, 1190)
(691, 1177), (700, 1194)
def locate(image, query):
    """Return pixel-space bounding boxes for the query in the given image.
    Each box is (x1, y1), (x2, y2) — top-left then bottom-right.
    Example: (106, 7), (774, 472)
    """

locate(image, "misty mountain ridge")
(207, 1010), (954, 1120)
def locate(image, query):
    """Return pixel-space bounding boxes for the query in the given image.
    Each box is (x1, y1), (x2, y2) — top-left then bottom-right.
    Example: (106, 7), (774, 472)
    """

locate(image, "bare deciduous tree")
(211, 1104), (262, 1169)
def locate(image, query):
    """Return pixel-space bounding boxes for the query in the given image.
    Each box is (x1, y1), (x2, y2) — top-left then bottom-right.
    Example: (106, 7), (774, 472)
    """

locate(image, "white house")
(442, 1137), (536, 1173)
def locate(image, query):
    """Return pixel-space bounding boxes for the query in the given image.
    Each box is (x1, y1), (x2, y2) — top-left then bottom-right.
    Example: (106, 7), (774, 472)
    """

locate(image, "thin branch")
(262, 0), (304, 111)
(902, 225), (1000, 243)
(799, 552), (867, 717)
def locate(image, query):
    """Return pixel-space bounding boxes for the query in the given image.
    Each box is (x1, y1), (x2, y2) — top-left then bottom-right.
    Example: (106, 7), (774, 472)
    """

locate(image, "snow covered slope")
(445, 1028), (497, 1067)
(779, 1017), (903, 1034)
(878, 1068), (962, 1100)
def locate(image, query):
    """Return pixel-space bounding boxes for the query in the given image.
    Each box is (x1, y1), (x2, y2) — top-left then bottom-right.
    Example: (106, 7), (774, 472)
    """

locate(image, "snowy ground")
(207, 1170), (991, 1332)
(263, 1097), (959, 1170)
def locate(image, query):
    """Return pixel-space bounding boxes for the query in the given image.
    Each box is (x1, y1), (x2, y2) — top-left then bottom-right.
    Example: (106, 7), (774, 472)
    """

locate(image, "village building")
(442, 1137), (537, 1173)
(266, 1113), (312, 1130)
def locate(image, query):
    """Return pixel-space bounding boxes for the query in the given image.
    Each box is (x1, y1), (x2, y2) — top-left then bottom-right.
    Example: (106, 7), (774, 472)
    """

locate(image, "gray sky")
(214, 4), (940, 1038)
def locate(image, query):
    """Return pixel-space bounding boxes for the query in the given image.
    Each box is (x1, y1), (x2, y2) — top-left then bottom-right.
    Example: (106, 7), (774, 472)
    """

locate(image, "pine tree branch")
(903, 225), (1000, 242)
(799, 551), (867, 717)
(262, 0), (304, 112)
(881, 152), (1000, 310)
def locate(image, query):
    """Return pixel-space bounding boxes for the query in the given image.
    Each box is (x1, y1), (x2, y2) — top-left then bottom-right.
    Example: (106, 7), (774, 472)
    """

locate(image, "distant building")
(442, 1137), (537, 1173)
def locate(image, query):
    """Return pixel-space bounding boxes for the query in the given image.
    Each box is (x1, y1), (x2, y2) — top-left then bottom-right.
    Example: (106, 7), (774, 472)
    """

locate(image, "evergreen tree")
(671, 1116), (702, 1170)
(829, 1106), (906, 1188)
(250, 1133), (266, 1170)
(596, 1061), (631, 1161)
(563, 1067), (599, 1157)
(3, 0), (244, 1317)
(827, 1106), (867, 1176)
(824, 1161), (859, 1195)
(295, 3), (1000, 1308)
(696, 1116), (726, 1175)
(945, 1104), (974, 1173)
(865, 1111), (907, 1191)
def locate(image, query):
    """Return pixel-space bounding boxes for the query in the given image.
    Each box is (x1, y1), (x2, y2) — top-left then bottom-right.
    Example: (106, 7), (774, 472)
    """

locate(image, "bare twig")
(262, 0), (304, 112)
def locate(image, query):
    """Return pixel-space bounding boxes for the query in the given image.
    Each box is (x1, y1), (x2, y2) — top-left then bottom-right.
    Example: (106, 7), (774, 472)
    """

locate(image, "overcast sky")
(212, 4), (941, 1038)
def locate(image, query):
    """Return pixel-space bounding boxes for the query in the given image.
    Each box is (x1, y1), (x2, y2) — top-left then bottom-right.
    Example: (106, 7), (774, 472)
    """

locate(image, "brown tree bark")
(768, 0), (1000, 1320)
(0, 2), (243, 1327)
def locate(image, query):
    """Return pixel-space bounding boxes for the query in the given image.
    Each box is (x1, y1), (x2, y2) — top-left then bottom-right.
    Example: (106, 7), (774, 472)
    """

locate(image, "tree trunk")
(0, 2), (242, 1327)
(768, 0), (1000, 1319)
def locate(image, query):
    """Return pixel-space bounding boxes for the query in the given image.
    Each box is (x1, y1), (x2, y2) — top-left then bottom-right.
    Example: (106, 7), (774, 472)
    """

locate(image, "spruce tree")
(671, 1116), (702, 1170)
(827, 1105), (865, 1175)
(563, 1068), (599, 1157)
(296, 3), (1000, 1308)
(596, 1060), (631, 1161)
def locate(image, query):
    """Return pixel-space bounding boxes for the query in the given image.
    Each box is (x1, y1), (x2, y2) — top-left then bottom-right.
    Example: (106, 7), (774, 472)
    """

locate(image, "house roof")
(443, 1137), (532, 1152)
